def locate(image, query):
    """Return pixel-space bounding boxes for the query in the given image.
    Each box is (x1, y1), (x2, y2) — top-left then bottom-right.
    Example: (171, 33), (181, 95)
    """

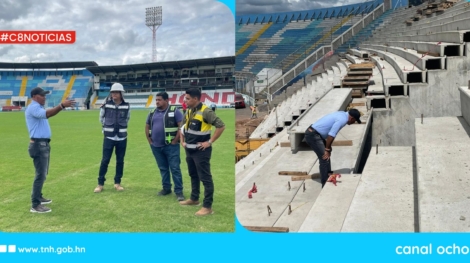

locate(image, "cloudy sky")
(237, 0), (373, 16)
(0, 0), (234, 66)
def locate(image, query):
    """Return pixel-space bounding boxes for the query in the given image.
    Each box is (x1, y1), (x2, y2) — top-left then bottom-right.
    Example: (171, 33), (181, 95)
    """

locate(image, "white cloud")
(0, 0), (234, 65)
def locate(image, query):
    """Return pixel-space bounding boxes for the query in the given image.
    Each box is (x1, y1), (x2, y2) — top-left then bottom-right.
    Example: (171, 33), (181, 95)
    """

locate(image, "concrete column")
(459, 86), (470, 126)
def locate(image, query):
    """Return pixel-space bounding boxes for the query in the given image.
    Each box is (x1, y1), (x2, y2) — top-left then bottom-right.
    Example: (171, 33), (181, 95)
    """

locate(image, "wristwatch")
(208, 140), (212, 145)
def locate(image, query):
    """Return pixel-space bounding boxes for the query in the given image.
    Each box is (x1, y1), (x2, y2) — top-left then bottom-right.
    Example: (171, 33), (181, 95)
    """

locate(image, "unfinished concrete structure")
(236, 0), (470, 233)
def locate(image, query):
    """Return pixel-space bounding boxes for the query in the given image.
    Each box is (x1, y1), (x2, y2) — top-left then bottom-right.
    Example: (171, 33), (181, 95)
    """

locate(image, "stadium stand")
(236, 1), (382, 75)
(87, 56), (235, 109)
(236, 0), (470, 232)
(0, 62), (96, 109)
(0, 56), (235, 110)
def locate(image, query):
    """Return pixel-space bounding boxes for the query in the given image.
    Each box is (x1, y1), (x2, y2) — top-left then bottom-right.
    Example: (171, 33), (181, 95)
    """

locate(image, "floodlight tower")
(145, 6), (162, 62)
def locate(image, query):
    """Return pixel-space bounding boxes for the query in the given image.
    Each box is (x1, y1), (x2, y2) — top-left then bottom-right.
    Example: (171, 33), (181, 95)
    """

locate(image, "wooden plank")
(350, 102), (366, 107)
(352, 90), (363, 98)
(244, 226), (290, 233)
(347, 70), (372, 75)
(278, 171), (308, 175)
(280, 140), (353, 148)
(291, 173), (321, 181)
(349, 63), (374, 69)
(342, 81), (370, 86)
(344, 76), (370, 81)
(333, 140), (353, 146)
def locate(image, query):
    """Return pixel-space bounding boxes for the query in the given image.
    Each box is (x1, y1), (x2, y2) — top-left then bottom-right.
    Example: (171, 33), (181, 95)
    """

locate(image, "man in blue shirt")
(25, 87), (75, 213)
(305, 109), (362, 187)
(145, 92), (185, 201)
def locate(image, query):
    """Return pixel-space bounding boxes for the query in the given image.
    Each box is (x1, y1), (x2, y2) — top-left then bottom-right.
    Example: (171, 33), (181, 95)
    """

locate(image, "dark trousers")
(28, 141), (50, 208)
(185, 147), (213, 208)
(98, 137), (127, 185)
(150, 144), (183, 194)
(304, 128), (331, 187)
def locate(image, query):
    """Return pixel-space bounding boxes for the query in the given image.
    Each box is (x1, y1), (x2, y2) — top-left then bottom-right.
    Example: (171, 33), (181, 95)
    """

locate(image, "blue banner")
(2, 218), (470, 262)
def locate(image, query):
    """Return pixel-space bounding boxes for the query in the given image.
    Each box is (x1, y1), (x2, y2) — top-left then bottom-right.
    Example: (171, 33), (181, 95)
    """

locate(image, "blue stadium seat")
(236, 0), (382, 75)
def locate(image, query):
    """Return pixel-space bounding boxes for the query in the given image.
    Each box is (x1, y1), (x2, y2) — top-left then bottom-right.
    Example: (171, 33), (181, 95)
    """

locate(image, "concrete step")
(361, 47), (426, 84)
(342, 147), (415, 232)
(363, 44), (445, 70)
(415, 116), (470, 232)
(298, 174), (361, 232)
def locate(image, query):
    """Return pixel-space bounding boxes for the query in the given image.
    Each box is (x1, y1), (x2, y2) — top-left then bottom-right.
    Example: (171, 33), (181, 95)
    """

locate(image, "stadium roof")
(86, 56), (235, 74)
(236, 0), (381, 24)
(0, 61), (98, 69)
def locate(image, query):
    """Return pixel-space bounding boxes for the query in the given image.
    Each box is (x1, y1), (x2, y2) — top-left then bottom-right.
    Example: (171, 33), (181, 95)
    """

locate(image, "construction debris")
(342, 62), (373, 97)
(278, 140), (353, 148)
(244, 226), (289, 233)
(291, 174), (321, 181)
(278, 171), (308, 175)
(407, 0), (456, 23)
(327, 174), (342, 186)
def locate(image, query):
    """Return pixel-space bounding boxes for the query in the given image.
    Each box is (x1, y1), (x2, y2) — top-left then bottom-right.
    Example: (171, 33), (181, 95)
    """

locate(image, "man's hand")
(322, 150), (330, 161)
(147, 137), (152, 145)
(62, 99), (76, 108)
(197, 141), (211, 150)
(181, 142), (187, 148)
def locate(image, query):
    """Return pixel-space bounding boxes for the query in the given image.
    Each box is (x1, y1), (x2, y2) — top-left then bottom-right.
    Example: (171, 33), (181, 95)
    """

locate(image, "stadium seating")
(236, 1), (381, 75)
(0, 70), (93, 108)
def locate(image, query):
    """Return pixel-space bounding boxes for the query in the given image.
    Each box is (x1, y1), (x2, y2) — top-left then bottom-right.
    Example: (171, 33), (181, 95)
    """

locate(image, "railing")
(332, 3), (385, 50)
(264, 1), (391, 99)
(268, 45), (332, 99)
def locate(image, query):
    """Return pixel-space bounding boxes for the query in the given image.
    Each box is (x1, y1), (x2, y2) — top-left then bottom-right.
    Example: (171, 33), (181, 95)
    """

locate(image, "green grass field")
(0, 108), (234, 232)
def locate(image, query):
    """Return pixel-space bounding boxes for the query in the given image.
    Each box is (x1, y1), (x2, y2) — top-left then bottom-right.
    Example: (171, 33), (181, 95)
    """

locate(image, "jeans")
(98, 138), (127, 185)
(150, 144), (183, 194)
(28, 141), (50, 208)
(185, 147), (213, 208)
(304, 129), (331, 187)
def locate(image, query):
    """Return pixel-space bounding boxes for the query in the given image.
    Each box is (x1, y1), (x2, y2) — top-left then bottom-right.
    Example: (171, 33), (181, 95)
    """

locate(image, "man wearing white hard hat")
(94, 83), (131, 193)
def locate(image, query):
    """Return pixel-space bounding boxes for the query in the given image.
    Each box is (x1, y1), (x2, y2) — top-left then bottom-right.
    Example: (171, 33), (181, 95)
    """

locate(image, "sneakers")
(195, 207), (214, 216)
(94, 185), (103, 193)
(30, 204), (51, 213)
(157, 189), (172, 196)
(179, 199), (200, 206)
(40, 197), (52, 205)
(176, 193), (185, 201)
(114, 184), (124, 191)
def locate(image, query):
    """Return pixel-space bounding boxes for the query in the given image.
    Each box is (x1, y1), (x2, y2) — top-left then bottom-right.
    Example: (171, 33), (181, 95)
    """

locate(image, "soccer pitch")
(0, 108), (234, 232)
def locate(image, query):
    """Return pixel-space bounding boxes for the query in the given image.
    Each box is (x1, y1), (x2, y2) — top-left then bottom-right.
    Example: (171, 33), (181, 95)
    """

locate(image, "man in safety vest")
(179, 88), (225, 216)
(145, 92), (185, 201)
(94, 83), (130, 193)
(251, 105), (258, 119)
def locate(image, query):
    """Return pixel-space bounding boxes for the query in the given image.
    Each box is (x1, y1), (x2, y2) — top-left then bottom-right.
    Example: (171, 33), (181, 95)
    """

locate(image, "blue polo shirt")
(25, 100), (51, 139)
(311, 111), (349, 139)
(146, 106), (183, 147)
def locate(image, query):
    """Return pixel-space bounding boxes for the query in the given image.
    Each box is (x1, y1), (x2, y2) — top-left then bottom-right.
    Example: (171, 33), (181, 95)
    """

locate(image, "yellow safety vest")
(184, 104), (212, 149)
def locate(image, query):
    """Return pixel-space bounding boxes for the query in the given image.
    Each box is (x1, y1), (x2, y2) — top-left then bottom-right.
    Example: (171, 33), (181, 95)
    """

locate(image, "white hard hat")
(110, 83), (125, 92)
